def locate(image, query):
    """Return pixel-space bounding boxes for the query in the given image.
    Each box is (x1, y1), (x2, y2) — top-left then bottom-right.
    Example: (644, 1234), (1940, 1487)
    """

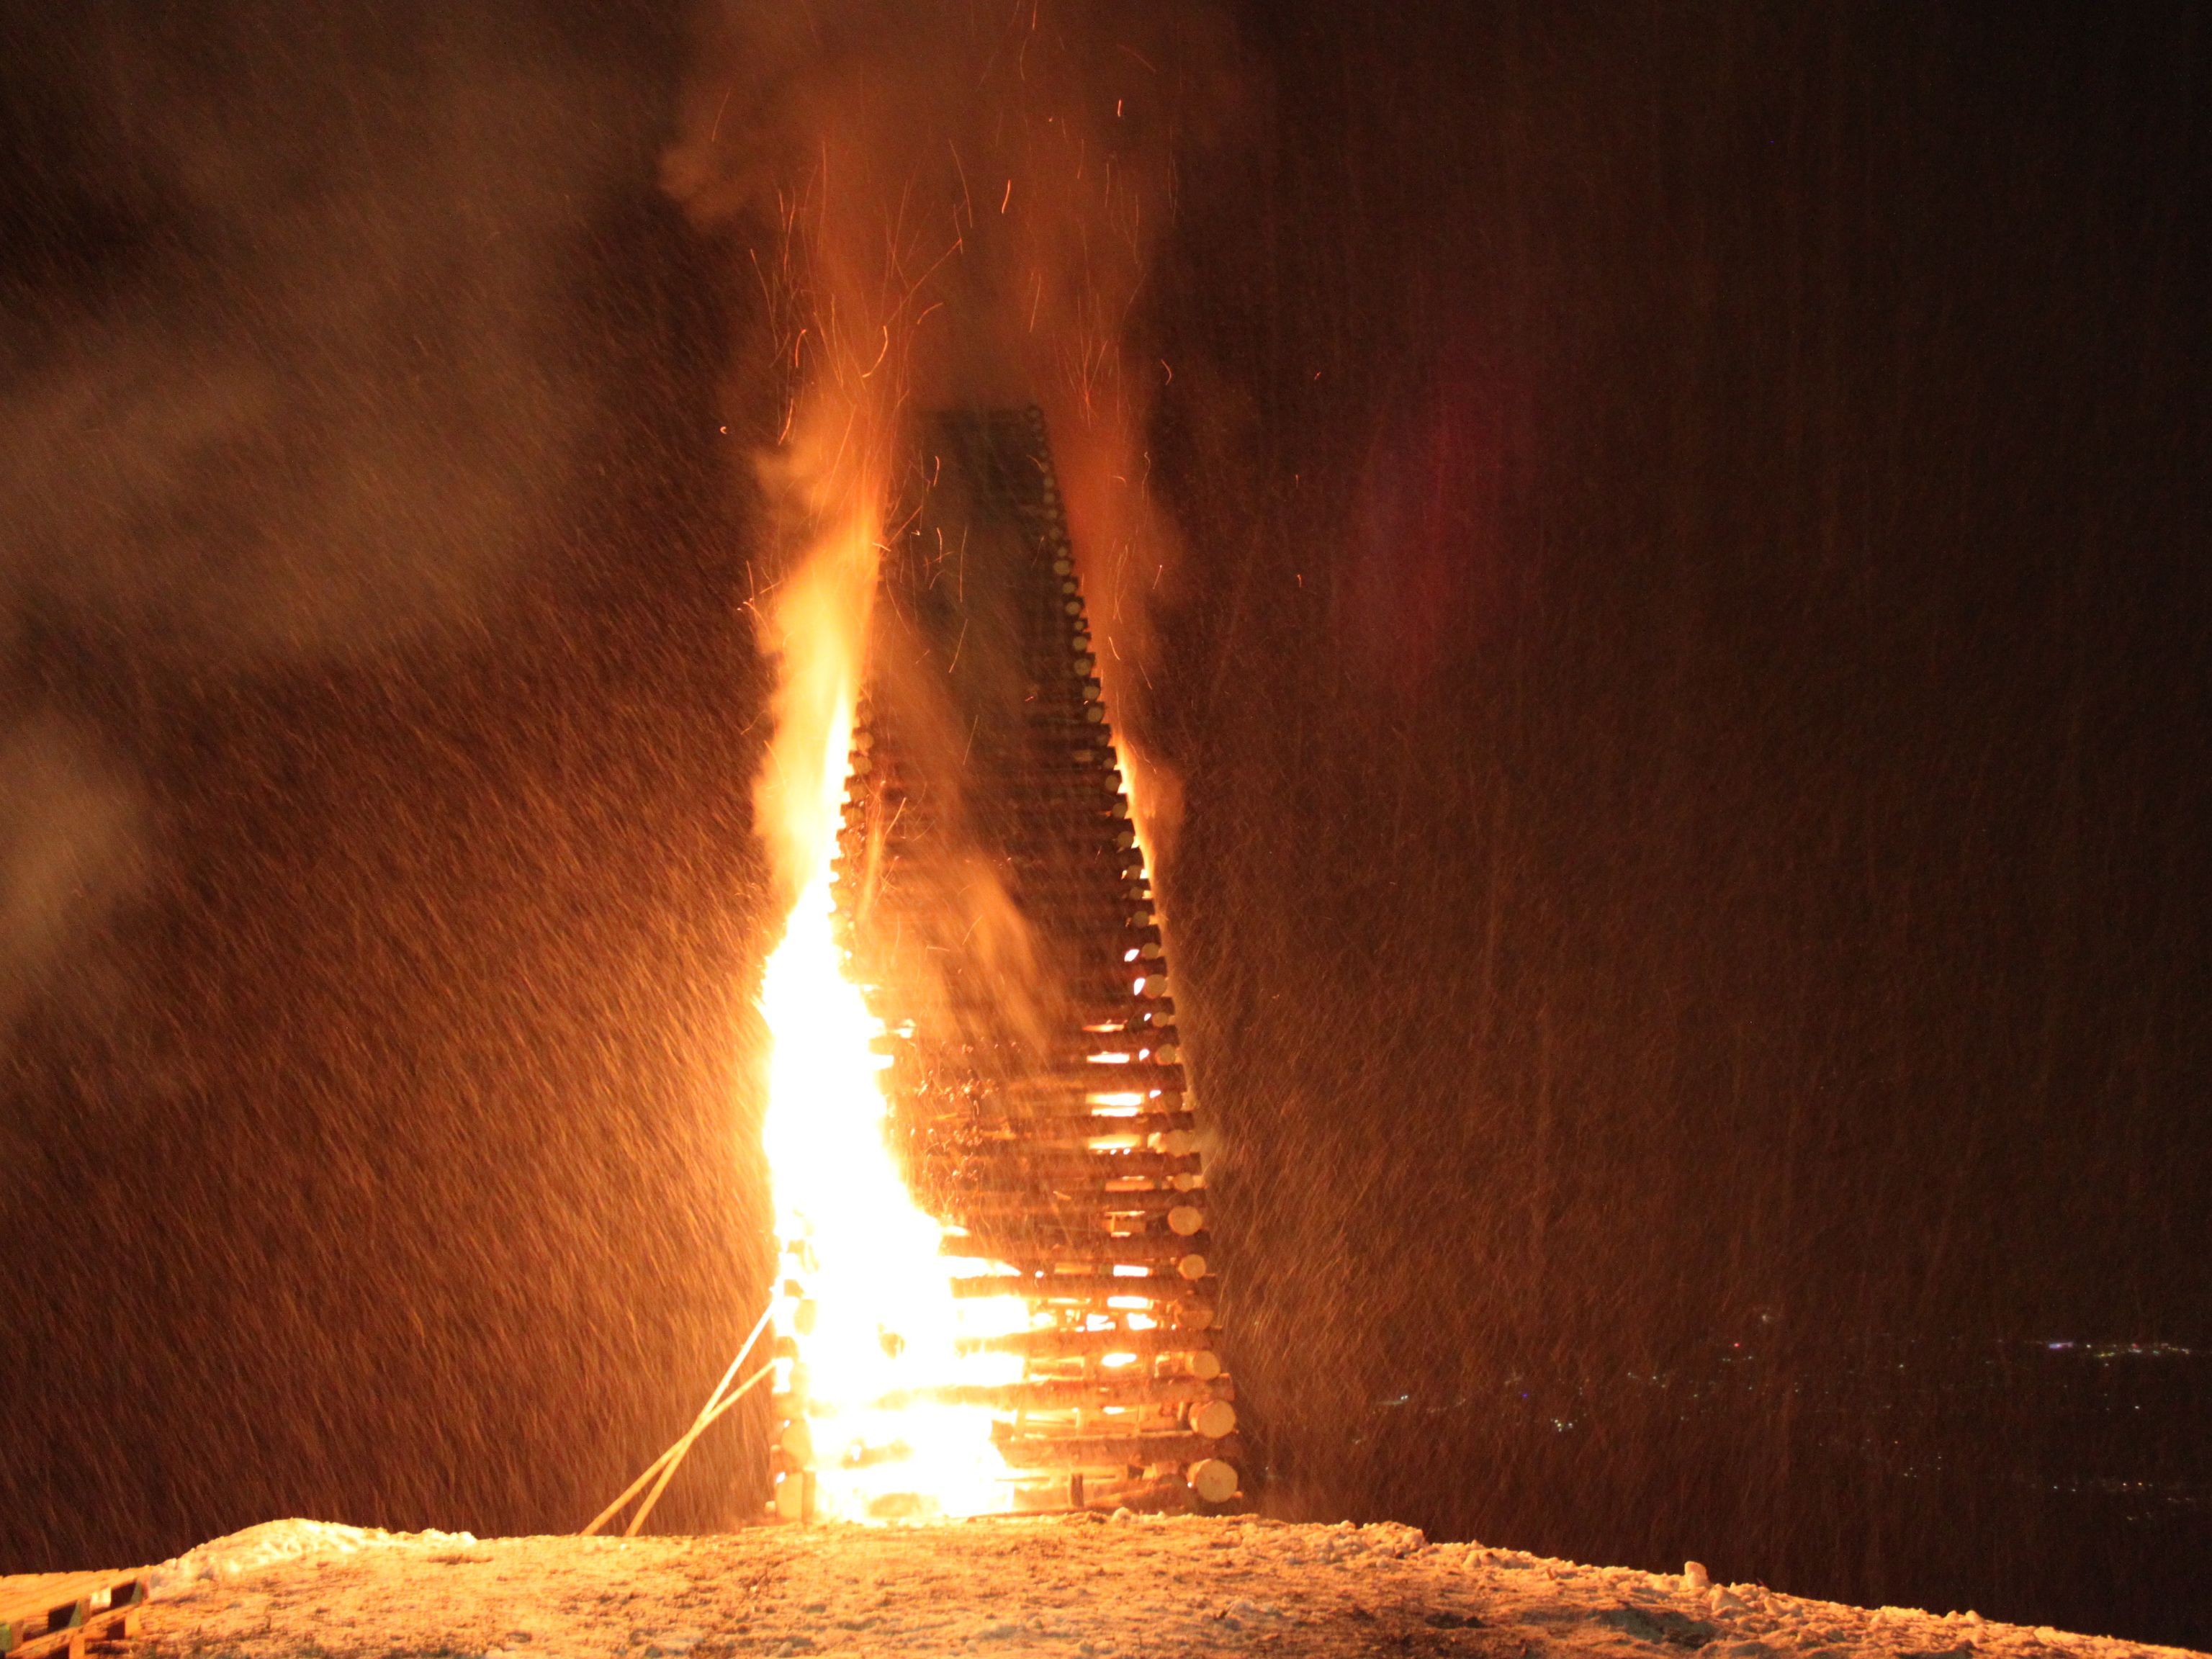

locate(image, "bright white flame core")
(757, 706), (1026, 1522)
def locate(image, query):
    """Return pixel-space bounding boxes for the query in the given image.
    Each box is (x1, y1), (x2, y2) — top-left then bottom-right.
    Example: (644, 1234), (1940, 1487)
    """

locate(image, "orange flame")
(750, 463), (1027, 1523)
(670, 0), (1233, 1523)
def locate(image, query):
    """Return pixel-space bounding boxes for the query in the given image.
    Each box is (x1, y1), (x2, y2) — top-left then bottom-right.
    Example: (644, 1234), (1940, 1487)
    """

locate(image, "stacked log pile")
(820, 407), (1241, 1515)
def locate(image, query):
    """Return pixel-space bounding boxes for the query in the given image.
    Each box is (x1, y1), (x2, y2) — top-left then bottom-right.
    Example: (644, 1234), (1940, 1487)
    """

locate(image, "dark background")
(4, 1), (2208, 1647)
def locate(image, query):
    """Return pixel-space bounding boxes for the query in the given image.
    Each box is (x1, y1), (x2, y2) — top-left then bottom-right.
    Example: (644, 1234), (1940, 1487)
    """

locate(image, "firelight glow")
(753, 567), (1027, 1522)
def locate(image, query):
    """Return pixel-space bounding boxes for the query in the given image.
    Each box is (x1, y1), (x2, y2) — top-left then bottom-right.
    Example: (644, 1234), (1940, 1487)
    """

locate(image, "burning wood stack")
(823, 407), (1241, 1515)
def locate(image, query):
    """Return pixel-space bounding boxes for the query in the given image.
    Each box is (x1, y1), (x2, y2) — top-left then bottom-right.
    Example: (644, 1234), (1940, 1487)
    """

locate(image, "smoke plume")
(0, 4), (662, 1049)
(660, 0), (1240, 879)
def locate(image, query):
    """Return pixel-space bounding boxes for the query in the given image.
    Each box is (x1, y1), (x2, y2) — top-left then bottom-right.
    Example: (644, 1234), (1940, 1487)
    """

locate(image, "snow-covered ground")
(114, 1516), (2200, 1659)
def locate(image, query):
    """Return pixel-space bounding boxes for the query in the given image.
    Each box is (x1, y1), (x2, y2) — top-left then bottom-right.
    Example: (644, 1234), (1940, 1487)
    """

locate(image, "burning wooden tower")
(816, 406), (1241, 1516)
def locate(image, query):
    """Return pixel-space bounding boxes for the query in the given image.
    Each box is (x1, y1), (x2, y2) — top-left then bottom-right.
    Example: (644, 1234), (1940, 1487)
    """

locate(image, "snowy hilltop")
(104, 1514), (2203, 1659)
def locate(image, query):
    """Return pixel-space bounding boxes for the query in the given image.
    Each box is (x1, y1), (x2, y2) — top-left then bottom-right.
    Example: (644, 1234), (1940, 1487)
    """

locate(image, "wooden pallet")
(1, 1572), (145, 1659)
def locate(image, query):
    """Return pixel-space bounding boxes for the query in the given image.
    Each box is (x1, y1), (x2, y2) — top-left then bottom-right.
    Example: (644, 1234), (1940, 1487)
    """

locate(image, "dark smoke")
(2, 0), (774, 1557)
(1, 4), (636, 1048)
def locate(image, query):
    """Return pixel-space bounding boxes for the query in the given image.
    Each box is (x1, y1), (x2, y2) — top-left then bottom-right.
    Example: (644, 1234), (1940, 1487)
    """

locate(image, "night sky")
(3, 3), (2208, 1647)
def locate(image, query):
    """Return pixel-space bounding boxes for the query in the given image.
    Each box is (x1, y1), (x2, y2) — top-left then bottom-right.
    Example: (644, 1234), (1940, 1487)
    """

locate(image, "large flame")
(680, 1), (1208, 1521)
(752, 507), (1026, 1523)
